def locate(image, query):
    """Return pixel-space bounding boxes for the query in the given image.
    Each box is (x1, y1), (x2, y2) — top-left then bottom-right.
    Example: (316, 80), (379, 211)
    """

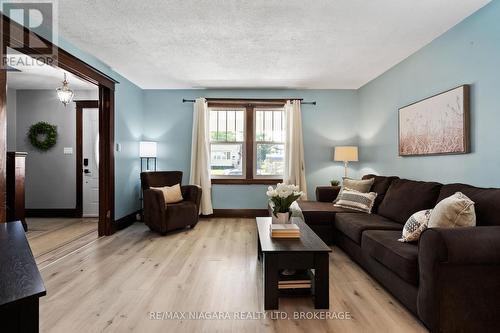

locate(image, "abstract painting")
(399, 85), (470, 156)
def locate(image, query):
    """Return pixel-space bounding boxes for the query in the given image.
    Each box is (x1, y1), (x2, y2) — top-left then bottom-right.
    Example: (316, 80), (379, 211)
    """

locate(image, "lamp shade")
(334, 146), (358, 162)
(139, 141), (157, 158)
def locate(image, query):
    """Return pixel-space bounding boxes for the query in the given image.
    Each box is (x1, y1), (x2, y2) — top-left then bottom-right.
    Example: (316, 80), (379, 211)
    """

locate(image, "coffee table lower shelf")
(256, 217), (331, 310)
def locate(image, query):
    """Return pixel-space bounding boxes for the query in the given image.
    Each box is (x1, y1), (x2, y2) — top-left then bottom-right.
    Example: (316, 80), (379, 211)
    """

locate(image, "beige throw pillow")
(399, 209), (432, 242)
(151, 184), (184, 204)
(334, 188), (377, 213)
(428, 192), (476, 228)
(334, 177), (375, 202)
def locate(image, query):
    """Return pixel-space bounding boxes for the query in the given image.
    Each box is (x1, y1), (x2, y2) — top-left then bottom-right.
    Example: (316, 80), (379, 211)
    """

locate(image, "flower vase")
(275, 212), (290, 224)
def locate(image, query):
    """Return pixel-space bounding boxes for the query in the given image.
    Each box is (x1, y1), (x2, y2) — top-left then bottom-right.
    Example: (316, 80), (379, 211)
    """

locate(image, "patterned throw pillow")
(399, 209), (432, 242)
(334, 188), (377, 213)
(334, 177), (375, 203)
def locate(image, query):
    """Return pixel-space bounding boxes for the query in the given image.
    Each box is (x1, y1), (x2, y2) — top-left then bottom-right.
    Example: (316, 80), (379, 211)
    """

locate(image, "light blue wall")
(143, 90), (359, 209)
(358, 1), (500, 187)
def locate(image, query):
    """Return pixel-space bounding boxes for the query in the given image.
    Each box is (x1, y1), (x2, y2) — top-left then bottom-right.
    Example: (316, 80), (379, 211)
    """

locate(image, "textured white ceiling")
(58, 0), (490, 89)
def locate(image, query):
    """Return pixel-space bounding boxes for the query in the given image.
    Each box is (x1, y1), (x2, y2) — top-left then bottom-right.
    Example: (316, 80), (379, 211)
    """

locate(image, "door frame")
(1, 15), (118, 236)
(76, 100), (99, 218)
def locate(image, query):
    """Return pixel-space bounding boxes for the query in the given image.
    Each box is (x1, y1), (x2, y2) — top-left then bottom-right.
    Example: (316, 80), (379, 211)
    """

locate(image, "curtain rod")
(182, 98), (316, 105)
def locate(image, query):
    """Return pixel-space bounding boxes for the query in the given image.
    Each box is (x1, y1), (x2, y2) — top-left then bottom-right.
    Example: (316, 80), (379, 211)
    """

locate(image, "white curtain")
(284, 100), (308, 199)
(189, 98), (213, 215)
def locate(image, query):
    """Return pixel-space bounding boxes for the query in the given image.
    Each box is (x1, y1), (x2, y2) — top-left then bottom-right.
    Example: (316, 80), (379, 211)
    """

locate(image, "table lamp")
(334, 146), (358, 178)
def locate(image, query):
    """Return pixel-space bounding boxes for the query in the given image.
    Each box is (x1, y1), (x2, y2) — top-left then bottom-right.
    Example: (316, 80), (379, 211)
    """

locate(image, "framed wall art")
(398, 85), (470, 156)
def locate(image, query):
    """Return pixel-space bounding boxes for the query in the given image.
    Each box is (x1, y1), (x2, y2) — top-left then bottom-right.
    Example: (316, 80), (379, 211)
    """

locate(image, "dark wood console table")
(0, 221), (46, 332)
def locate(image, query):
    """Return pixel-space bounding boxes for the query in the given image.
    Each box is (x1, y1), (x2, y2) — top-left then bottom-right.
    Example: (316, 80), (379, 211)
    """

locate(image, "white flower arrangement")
(266, 183), (303, 217)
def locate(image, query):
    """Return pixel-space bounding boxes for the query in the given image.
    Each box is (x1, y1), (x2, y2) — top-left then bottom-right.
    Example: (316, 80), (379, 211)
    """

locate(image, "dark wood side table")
(315, 185), (341, 202)
(6, 152), (28, 231)
(0, 221), (46, 332)
(256, 217), (332, 310)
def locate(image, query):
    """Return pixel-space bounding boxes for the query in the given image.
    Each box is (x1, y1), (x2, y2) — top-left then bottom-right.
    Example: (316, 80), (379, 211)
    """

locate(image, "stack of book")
(270, 223), (300, 238)
(278, 270), (311, 290)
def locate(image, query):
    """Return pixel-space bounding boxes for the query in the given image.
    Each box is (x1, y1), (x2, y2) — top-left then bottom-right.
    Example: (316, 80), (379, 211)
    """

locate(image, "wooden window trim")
(208, 102), (284, 185)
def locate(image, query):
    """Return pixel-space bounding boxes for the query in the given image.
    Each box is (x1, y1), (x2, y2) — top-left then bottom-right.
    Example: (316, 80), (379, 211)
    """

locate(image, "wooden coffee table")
(256, 217), (332, 310)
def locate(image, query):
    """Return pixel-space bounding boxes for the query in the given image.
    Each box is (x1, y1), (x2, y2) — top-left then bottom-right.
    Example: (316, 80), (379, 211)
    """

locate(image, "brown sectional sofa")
(297, 175), (500, 333)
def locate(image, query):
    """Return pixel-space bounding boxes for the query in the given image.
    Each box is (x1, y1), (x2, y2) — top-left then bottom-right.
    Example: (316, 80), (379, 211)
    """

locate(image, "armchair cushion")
(141, 171), (183, 190)
(165, 201), (198, 230)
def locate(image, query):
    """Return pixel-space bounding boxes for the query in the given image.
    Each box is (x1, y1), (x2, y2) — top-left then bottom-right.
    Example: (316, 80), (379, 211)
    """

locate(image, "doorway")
(1, 15), (117, 236)
(5, 54), (101, 260)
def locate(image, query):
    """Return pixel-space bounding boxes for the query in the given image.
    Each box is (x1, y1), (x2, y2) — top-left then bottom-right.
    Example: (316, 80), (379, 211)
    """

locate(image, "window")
(209, 108), (245, 178)
(209, 103), (285, 183)
(255, 108), (285, 177)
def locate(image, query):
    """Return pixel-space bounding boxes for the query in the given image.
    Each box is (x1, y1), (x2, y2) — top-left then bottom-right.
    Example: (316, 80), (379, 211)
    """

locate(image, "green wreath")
(28, 121), (58, 151)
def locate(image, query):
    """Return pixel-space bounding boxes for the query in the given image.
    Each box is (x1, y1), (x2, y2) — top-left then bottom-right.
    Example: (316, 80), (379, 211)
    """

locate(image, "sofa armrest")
(143, 189), (166, 228)
(315, 186), (340, 202)
(417, 227), (500, 332)
(181, 185), (202, 209)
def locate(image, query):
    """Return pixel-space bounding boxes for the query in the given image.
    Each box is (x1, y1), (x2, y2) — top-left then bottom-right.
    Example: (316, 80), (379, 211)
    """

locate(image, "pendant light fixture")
(56, 72), (74, 106)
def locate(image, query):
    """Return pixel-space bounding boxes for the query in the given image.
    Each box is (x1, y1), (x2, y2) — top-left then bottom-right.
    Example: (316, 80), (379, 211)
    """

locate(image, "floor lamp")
(139, 141), (157, 221)
(334, 146), (358, 178)
(140, 141), (158, 172)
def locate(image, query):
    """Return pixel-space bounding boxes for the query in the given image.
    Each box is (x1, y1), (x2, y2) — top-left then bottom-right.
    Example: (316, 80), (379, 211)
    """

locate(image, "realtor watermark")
(148, 311), (352, 321)
(1, 0), (58, 69)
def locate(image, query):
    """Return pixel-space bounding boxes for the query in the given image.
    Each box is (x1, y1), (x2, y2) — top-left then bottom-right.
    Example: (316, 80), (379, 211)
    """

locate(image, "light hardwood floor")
(26, 217), (98, 268)
(37, 218), (427, 333)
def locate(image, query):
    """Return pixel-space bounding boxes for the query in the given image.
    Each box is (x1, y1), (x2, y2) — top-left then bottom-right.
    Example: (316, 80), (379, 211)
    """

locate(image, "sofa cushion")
(438, 184), (500, 226)
(335, 213), (402, 244)
(298, 201), (358, 226)
(378, 179), (442, 224)
(362, 175), (400, 213)
(362, 230), (419, 286)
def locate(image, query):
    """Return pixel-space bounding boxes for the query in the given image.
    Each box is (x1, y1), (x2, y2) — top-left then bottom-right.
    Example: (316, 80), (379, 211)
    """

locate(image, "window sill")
(211, 178), (282, 185)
